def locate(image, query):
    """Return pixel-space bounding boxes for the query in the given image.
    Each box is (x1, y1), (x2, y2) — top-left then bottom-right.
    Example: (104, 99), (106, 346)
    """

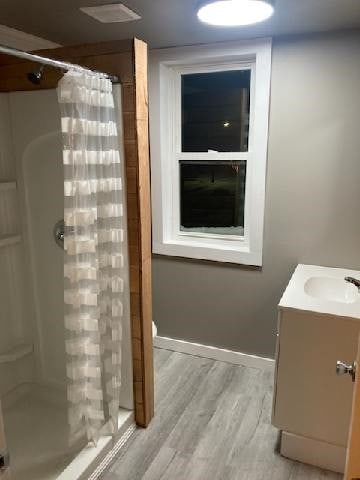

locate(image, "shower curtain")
(57, 71), (124, 444)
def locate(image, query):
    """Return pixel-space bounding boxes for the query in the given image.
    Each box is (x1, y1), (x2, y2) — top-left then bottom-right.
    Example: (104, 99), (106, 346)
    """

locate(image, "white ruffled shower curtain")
(57, 71), (125, 444)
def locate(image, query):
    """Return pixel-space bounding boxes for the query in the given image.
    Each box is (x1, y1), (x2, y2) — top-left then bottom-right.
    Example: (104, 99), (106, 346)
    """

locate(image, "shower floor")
(3, 386), (135, 480)
(3, 389), (76, 480)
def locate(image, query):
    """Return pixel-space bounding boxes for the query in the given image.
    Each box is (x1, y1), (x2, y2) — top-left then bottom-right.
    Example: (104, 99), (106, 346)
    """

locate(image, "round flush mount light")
(197, 0), (274, 26)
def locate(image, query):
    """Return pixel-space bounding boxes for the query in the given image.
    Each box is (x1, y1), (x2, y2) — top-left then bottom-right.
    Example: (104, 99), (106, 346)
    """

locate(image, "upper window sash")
(172, 62), (255, 156)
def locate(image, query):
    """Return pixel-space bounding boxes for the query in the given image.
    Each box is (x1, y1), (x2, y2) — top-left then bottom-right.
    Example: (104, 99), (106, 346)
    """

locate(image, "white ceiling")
(0, 0), (360, 48)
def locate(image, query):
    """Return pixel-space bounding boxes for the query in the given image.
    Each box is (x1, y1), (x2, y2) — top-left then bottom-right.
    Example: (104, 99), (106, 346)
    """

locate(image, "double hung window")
(149, 40), (272, 265)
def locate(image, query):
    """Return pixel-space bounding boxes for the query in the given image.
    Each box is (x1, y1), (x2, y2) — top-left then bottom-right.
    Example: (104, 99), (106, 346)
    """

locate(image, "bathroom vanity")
(272, 264), (360, 473)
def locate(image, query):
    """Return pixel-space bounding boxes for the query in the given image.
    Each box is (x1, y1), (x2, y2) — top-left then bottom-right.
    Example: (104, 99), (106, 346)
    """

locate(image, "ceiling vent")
(80, 3), (141, 23)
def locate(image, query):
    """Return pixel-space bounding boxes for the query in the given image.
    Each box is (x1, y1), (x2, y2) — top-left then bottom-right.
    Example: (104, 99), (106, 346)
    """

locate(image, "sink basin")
(279, 265), (360, 320)
(304, 276), (358, 304)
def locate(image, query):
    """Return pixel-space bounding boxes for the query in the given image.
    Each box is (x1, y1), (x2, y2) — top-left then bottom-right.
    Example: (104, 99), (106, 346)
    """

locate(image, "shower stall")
(0, 39), (153, 480)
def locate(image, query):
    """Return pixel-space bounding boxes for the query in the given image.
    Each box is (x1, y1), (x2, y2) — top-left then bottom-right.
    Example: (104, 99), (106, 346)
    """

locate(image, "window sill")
(153, 239), (262, 266)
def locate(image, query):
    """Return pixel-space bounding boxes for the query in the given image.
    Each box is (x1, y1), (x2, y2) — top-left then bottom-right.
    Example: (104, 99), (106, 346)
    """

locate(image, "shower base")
(3, 385), (134, 480)
(4, 387), (74, 480)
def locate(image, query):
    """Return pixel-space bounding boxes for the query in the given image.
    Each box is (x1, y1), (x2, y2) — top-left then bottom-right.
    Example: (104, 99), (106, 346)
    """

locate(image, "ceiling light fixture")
(197, 0), (274, 26)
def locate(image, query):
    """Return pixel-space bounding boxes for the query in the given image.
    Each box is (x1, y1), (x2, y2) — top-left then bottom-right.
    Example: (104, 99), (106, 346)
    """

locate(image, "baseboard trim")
(154, 336), (274, 370)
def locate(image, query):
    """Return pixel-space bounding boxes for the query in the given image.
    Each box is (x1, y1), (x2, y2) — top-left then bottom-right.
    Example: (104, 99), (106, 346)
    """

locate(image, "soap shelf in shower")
(0, 233), (22, 248)
(0, 343), (34, 364)
(0, 181), (17, 192)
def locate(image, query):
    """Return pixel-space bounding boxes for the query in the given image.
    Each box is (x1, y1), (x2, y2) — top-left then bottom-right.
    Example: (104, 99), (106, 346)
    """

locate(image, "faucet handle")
(344, 277), (360, 290)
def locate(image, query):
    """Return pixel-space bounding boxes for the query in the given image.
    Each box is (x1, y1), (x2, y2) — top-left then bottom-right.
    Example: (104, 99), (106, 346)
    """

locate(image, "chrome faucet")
(345, 277), (360, 290)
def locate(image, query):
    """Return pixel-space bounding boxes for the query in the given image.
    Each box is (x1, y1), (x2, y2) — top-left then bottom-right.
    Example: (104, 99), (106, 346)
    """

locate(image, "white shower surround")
(0, 93), (36, 402)
(0, 86), (134, 479)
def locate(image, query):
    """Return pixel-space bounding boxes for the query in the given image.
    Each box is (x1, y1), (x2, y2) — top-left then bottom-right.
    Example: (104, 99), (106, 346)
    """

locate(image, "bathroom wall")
(152, 30), (360, 358)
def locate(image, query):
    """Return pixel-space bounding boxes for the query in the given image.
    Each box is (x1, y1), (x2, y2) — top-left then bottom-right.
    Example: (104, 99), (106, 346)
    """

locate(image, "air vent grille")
(80, 3), (141, 23)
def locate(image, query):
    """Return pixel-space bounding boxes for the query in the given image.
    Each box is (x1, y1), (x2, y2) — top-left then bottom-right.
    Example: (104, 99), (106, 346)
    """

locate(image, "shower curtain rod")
(0, 43), (119, 82)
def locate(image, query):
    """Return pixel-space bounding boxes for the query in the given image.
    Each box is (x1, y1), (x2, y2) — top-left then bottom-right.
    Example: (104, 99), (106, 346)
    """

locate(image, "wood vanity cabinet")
(272, 307), (360, 473)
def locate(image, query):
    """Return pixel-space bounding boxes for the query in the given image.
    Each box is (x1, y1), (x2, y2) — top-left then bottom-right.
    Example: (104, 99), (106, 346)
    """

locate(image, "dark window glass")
(181, 70), (251, 152)
(180, 161), (246, 236)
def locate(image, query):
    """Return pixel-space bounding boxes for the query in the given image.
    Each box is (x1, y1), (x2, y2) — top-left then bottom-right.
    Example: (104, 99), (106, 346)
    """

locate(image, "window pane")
(182, 70), (251, 152)
(180, 161), (246, 236)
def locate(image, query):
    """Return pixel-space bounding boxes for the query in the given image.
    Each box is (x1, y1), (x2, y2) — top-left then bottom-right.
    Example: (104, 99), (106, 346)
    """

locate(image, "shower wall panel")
(0, 93), (36, 400)
(9, 90), (66, 391)
(9, 88), (134, 409)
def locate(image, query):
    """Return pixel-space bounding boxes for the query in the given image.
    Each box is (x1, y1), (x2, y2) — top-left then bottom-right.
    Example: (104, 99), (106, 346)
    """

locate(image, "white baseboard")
(154, 336), (274, 371)
(280, 431), (346, 474)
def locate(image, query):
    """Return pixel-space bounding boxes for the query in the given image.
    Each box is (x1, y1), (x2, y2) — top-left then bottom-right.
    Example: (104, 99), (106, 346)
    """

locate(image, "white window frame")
(149, 39), (272, 266)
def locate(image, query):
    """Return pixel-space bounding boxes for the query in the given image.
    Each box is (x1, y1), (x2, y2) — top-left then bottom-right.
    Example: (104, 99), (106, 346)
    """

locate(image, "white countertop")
(279, 264), (360, 320)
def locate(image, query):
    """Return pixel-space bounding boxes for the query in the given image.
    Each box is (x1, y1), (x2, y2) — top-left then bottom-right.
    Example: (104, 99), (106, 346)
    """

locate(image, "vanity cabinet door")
(0, 401), (11, 479)
(273, 310), (357, 446)
(344, 334), (360, 480)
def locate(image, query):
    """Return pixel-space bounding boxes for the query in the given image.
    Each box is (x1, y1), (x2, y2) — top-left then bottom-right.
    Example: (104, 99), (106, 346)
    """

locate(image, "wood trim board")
(0, 39), (154, 428)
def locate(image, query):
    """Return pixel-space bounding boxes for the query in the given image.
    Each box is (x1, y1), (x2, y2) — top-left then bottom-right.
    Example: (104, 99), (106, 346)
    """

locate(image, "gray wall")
(152, 31), (360, 358)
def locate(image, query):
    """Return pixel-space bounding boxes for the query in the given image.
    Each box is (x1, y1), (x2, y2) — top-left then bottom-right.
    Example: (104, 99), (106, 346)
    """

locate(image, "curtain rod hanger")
(0, 43), (119, 83)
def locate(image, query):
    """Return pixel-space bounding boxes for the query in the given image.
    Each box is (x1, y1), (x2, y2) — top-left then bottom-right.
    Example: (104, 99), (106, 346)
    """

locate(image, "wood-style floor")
(103, 348), (342, 480)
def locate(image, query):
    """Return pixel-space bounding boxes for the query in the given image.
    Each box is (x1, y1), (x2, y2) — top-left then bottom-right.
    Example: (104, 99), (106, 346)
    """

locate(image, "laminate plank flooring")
(103, 348), (342, 480)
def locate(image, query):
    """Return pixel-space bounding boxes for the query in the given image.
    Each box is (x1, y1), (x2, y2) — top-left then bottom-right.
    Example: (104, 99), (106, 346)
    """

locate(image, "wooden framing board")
(0, 38), (154, 427)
